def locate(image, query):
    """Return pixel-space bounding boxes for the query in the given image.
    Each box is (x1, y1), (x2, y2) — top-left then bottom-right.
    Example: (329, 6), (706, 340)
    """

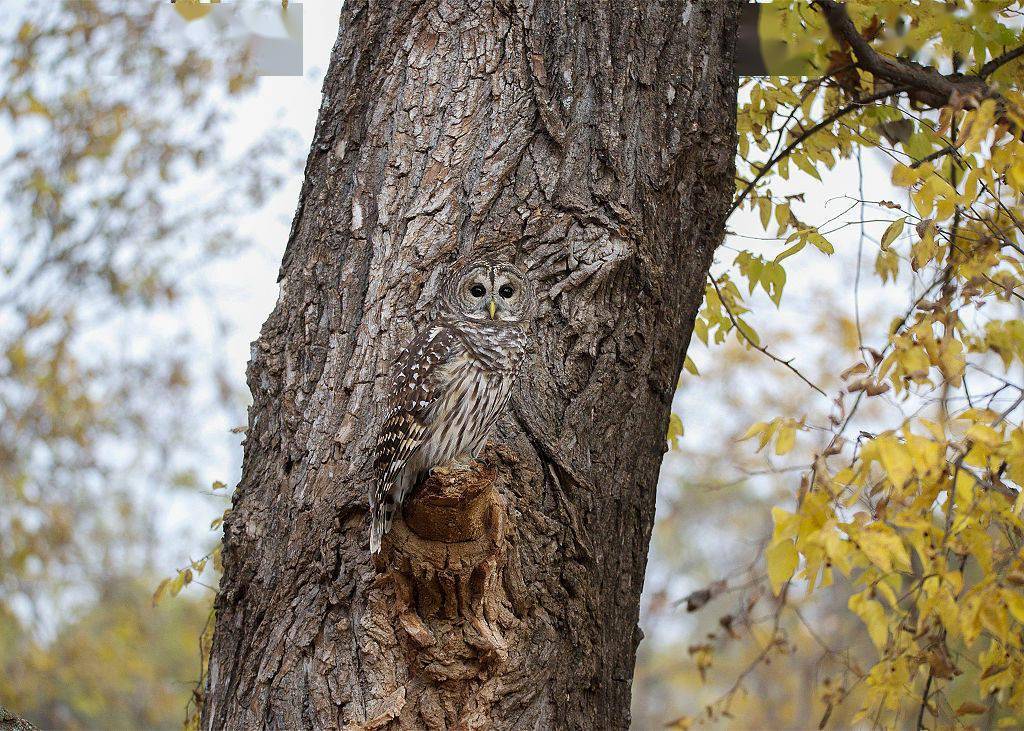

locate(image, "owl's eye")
(498, 284), (515, 298)
(469, 284), (486, 297)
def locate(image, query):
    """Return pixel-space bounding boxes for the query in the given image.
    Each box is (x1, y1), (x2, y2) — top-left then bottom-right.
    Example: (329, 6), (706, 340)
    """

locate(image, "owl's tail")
(369, 498), (396, 555)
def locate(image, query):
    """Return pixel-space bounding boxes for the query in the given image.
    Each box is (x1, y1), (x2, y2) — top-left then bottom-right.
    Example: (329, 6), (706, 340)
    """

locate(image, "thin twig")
(909, 145), (957, 169)
(708, 276), (828, 398)
(731, 87), (909, 215)
(979, 43), (1024, 78)
(916, 660), (934, 729)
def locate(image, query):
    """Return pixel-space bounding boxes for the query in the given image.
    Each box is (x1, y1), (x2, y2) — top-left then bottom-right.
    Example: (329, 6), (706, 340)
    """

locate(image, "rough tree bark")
(204, 1), (739, 728)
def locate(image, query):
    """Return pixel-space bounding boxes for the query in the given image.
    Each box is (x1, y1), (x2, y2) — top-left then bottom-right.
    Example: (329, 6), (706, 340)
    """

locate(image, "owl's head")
(439, 261), (533, 324)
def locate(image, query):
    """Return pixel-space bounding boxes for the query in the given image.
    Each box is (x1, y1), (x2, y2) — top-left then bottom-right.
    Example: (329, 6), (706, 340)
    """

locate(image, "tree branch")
(813, 0), (993, 110)
(980, 43), (1024, 79)
(731, 86), (907, 215)
(916, 669), (933, 730)
(909, 145), (957, 169)
(708, 276), (828, 398)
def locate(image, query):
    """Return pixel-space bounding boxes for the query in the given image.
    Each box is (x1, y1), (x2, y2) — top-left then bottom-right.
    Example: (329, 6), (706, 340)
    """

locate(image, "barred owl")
(369, 261), (533, 554)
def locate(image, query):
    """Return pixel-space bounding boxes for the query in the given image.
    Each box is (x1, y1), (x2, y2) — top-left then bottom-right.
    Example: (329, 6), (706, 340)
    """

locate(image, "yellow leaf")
(912, 185), (935, 217)
(857, 524), (911, 574)
(771, 506), (799, 542)
(962, 594), (983, 646)
(667, 413), (684, 444)
(1002, 590), (1024, 624)
(806, 230), (834, 255)
(966, 423), (1001, 448)
(1008, 159), (1024, 193)
(766, 539), (798, 595)
(874, 575), (900, 608)
(739, 421), (769, 443)
(152, 578), (171, 607)
(174, 0), (217, 22)
(979, 599), (1008, 640)
(822, 529), (853, 574)
(169, 571), (186, 598)
(775, 201), (791, 232)
(775, 424), (796, 455)
(876, 436), (914, 487)
(849, 591), (888, 652)
(918, 418), (946, 442)
(880, 217), (905, 249)
(758, 197), (772, 229)
(932, 587), (960, 637)
(891, 163), (917, 187)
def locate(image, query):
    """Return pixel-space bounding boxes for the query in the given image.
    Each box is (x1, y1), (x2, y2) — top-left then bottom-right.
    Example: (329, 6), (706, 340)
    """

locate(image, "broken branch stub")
(401, 457), (497, 544)
(372, 444), (516, 691)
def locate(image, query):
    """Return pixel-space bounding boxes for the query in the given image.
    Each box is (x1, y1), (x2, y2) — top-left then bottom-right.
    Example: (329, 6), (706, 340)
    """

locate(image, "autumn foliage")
(667, 1), (1024, 727)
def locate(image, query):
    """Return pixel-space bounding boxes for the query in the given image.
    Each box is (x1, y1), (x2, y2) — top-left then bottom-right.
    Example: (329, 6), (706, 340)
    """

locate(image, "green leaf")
(760, 261), (786, 306)
(793, 153), (821, 181)
(806, 230), (834, 255)
(758, 197), (772, 229)
(735, 317), (761, 347)
(667, 413), (684, 444)
(774, 239), (806, 263)
(152, 578), (170, 607)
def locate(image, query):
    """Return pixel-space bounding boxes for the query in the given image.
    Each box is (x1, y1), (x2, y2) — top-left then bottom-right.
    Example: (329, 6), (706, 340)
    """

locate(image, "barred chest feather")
(413, 322), (526, 470)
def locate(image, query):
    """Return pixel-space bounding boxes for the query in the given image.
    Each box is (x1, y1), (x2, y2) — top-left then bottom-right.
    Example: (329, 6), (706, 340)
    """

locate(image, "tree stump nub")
(402, 457), (497, 543)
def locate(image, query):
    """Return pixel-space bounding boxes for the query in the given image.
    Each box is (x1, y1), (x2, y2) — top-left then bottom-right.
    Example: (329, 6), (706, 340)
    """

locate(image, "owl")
(369, 260), (533, 554)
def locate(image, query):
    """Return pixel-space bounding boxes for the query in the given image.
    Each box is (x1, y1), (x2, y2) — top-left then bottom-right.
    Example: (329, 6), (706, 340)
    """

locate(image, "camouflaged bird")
(369, 260), (533, 554)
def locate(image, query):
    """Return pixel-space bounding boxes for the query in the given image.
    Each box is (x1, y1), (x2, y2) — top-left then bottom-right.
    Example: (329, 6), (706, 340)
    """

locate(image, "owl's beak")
(488, 299), (498, 320)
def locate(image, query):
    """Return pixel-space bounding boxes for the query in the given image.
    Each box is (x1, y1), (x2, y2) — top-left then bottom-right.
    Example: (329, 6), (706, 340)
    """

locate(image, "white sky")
(159, 2), (343, 571)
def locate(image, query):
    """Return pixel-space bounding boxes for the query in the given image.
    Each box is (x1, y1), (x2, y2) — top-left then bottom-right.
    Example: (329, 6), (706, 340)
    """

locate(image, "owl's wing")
(374, 324), (461, 481)
(370, 325), (461, 552)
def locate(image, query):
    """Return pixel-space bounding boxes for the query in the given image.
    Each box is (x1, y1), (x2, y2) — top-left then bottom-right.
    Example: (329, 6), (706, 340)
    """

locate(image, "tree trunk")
(0, 706), (38, 731)
(204, 1), (739, 728)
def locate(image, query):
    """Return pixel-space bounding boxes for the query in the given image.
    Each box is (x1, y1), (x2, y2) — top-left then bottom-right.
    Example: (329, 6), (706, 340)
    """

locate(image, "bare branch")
(708, 277), (829, 398)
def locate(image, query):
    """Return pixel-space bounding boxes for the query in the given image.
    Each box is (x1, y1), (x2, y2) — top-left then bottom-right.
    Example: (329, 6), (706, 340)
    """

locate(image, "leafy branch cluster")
(673, 1), (1024, 727)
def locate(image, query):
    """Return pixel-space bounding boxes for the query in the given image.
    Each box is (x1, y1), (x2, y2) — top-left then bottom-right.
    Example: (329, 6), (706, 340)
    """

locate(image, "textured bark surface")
(205, 1), (739, 728)
(0, 706), (38, 731)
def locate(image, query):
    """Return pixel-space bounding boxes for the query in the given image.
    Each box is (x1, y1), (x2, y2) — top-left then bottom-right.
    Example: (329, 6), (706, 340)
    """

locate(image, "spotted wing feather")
(370, 325), (459, 553)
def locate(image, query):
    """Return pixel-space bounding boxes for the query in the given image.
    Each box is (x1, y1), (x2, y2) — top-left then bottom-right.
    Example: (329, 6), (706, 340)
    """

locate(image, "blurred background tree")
(0, 2), (298, 727)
